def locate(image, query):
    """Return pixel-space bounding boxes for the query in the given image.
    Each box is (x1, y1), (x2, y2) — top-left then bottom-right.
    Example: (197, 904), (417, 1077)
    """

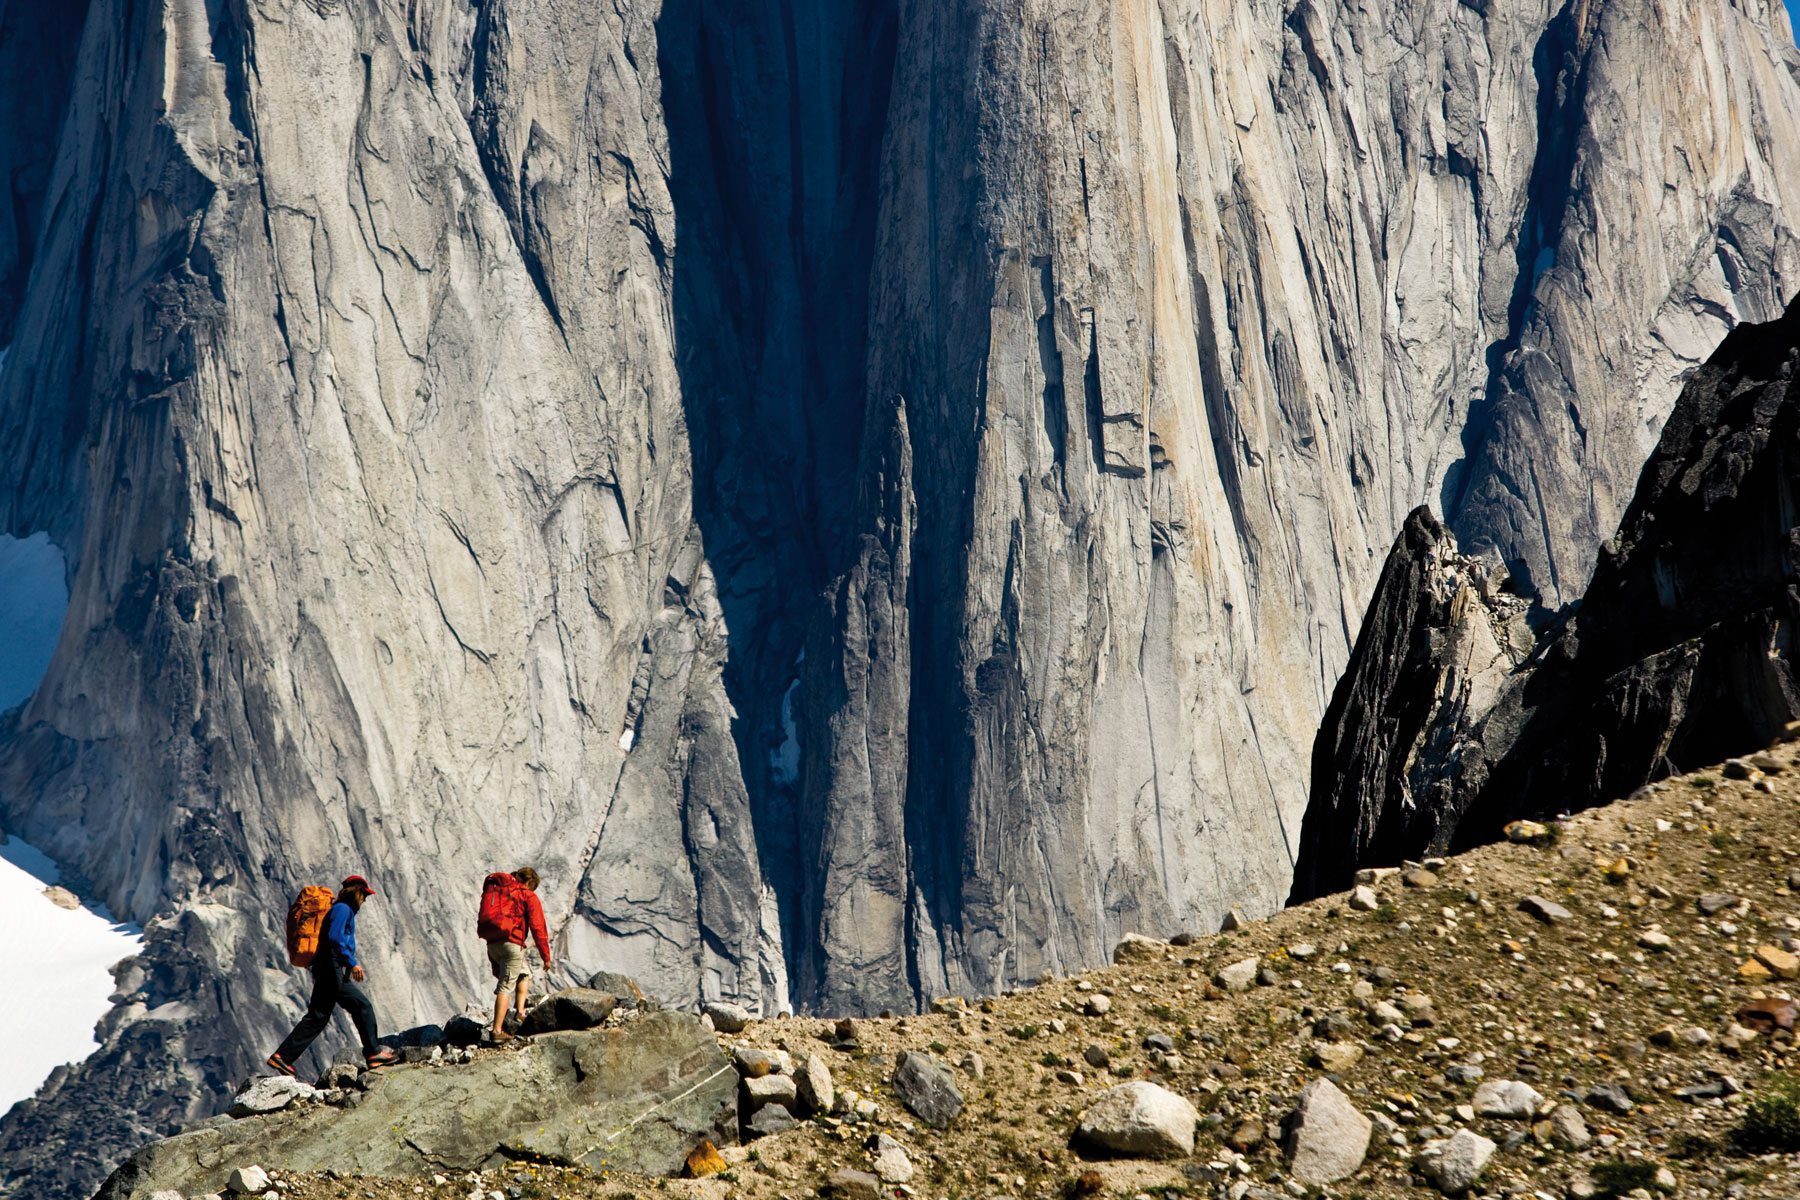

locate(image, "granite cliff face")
(0, 0), (1798, 1194)
(1294, 295), (1800, 900)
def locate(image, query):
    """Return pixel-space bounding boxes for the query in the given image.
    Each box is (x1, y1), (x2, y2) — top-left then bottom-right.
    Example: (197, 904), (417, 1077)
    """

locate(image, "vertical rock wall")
(0, 0), (1797, 1194)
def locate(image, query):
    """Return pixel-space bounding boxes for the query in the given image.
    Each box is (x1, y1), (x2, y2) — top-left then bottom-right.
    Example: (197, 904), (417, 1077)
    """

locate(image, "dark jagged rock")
(1295, 298), (1800, 895)
(517, 988), (618, 1035)
(93, 1012), (735, 1199)
(1290, 510), (1532, 898)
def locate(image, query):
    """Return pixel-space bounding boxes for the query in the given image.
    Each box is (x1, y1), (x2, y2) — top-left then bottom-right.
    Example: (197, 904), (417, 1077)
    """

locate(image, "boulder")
(682, 1141), (727, 1178)
(517, 988), (617, 1035)
(226, 1166), (269, 1195)
(1213, 958), (1259, 992)
(868, 1133), (914, 1183)
(1073, 1081), (1198, 1157)
(827, 1169), (883, 1199)
(1112, 933), (1168, 964)
(1283, 1078), (1371, 1184)
(891, 1051), (963, 1128)
(229, 1077), (321, 1118)
(703, 1001), (753, 1033)
(1472, 1079), (1542, 1118)
(442, 1015), (485, 1047)
(732, 1046), (792, 1078)
(94, 1013), (737, 1198)
(1518, 895), (1571, 924)
(1348, 886), (1379, 911)
(586, 970), (648, 1008)
(1548, 1103), (1591, 1149)
(795, 1054), (835, 1116)
(742, 1073), (798, 1113)
(746, 1105), (798, 1138)
(1421, 1129), (1495, 1194)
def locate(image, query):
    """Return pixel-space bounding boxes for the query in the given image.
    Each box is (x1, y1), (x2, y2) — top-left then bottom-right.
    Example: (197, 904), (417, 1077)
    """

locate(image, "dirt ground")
(269, 745), (1800, 1200)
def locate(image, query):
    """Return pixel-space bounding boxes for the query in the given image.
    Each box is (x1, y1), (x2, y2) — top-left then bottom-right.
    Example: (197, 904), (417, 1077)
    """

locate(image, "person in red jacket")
(480, 866), (552, 1042)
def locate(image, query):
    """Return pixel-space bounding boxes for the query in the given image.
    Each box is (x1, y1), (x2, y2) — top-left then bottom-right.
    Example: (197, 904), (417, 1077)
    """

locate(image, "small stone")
(228, 1166), (271, 1195)
(1214, 957), (1260, 992)
(1349, 885), (1379, 911)
(796, 1053), (835, 1115)
(1112, 933), (1169, 964)
(1085, 993), (1112, 1016)
(1083, 1044), (1110, 1069)
(827, 1168), (883, 1199)
(868, 1133), (914, 1183)
(1503, 820), (1554, 845)
(1548, 1104), (1590, 1148)
(957, 1049), (985, 1080)
(1288, 942), (1317, 960)
(1074, 1081), (1199, 1157)
(1518, 895), (1571, 924)
(1227, 1120), (1264, 1151)
(1220, 908), (1249, 931)
(1754, 944), (1800, 979)
(1637, 930), (1673, 952)
(1654, 1166), (1677, 1193)
(683, 1141), (728, 1178)
(1584, 1083), (1633, 1114)
(929, 995), (966, 1014)
(1313, 1041), (1364, 1073)
(1354, 867), (1401, 885)
(892, 1051), (963, 1128)
(703, 1001), (752, 1033)
(833, 1016), (859, 1046)
(1421, 1129), (1495, 1194)
(1723, 758), (1755, 779)
(1696, 893), (1740, 916)
(1284, 1077), (1371, 1184)
(1471, 1080), (1543, 1119)
(1402, 868), (1438, 889)
(1739, 958), (1776, 983)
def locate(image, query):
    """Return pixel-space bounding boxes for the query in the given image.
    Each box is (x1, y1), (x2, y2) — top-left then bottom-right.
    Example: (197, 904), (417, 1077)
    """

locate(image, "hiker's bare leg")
(514, 974), (529, 1020)
(491, 990), (511, 1037)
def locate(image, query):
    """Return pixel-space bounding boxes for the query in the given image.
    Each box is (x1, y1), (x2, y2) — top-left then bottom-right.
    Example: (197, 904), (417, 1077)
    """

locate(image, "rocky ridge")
(4, 0), (1800, 1195)
(107, 742), (1800, 1199)
(1295, 294), (1800, 897)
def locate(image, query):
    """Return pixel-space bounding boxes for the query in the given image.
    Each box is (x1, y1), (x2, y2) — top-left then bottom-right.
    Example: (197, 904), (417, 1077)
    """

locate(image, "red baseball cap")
(342, 874), (377, 895)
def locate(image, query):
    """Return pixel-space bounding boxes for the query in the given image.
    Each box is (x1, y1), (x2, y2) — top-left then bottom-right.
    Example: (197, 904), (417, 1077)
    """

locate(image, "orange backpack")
(286, 886), (335, 967)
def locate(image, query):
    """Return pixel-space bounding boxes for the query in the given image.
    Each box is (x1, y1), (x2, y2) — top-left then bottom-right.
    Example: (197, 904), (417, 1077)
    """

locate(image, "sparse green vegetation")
(1591, 1159), (1658, 1198)
(1735, 1077), (1800, 1153)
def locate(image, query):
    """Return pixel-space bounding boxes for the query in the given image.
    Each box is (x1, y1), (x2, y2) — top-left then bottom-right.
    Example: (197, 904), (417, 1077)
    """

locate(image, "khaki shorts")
(487, 940), (529, 993)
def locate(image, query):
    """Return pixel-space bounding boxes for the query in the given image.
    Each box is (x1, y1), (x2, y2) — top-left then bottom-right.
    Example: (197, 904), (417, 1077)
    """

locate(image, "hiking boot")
(265, 1052), (297, 1077)
(365, 1047), (400, 1069)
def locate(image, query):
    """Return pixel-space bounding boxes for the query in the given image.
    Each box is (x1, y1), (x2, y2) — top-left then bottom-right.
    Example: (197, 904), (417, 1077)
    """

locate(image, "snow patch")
(0, 838), (142, 1116)
(0, 532), (70, 712)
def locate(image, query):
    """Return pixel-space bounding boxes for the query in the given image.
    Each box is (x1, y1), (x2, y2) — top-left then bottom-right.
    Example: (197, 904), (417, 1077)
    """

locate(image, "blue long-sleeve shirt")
(322, 901), (359, 969)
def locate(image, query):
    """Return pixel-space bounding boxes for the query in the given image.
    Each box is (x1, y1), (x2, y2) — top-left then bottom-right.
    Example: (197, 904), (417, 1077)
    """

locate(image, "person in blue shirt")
(267, 874), (399, 1074)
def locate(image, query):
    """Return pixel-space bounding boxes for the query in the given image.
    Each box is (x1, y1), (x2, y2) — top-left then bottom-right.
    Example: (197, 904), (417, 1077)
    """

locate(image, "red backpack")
(477, 872), (529, 943)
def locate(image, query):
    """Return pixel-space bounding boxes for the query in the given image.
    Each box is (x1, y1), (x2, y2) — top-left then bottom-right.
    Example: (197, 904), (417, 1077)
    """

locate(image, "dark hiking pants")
(274, 959), (379, 1064)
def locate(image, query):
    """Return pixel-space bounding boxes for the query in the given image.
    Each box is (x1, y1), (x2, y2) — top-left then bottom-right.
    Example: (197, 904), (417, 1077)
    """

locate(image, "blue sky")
(1789, 0), (1800, 42)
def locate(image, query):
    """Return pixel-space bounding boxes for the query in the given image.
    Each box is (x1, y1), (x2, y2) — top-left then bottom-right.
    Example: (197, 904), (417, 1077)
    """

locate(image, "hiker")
(267, 874), (398, 1074)
(478, 866), (552, 1042)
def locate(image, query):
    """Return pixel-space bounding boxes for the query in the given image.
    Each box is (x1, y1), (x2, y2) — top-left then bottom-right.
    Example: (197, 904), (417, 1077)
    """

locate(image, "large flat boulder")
(95, 1013), (734, 1199)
